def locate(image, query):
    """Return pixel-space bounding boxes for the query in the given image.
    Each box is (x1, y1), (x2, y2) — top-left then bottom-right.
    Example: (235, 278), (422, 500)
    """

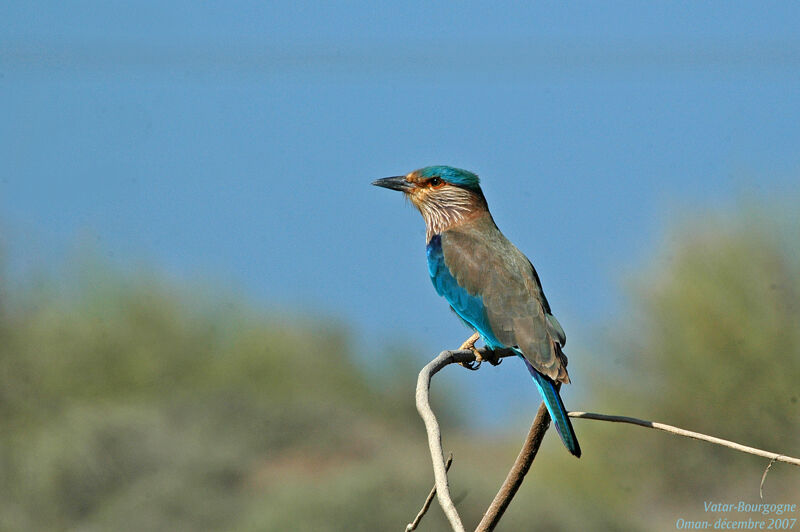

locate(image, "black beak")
(372, 175), (412, 192)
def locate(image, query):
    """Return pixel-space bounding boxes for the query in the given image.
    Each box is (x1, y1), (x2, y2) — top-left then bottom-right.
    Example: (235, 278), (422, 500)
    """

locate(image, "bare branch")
(567, 412), (800, 467)
(475, 400), (551, 532)
(406, 453), (453, 532)
(416, 347), (800, 532)
(415, 347), (518, 532)
(760, 457), (779, 500)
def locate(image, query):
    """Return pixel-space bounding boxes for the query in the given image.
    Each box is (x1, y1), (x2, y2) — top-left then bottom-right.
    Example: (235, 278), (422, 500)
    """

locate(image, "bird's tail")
(522, 357), (581, 458)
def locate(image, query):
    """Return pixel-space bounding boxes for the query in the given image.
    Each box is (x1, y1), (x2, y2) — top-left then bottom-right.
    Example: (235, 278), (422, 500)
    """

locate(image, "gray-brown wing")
(441, 217), (569, 382)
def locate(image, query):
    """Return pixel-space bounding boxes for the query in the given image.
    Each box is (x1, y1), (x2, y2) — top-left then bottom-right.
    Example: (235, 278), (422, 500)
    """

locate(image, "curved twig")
(415, 347), (518, 532)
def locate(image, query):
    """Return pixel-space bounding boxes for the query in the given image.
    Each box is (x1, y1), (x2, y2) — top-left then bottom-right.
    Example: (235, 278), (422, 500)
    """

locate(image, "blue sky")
(2, 2), (799, 427)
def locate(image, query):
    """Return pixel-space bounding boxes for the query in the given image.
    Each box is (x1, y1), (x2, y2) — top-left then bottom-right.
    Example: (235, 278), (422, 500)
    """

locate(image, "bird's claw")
(458, 347), (501, 369)
(482, 347), (502, 366)
(459, 359), (482, 371)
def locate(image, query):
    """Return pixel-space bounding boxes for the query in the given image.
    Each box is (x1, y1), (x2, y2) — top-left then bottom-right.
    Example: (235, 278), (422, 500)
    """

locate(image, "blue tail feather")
(521, 356), (581, 458)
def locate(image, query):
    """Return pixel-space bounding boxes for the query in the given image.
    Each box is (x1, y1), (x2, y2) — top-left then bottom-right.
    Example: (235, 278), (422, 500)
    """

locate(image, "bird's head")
(372, 165), (488, 237)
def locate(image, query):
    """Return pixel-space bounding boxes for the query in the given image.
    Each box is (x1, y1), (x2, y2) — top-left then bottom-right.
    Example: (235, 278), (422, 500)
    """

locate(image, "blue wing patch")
(426, 235), (503, 348)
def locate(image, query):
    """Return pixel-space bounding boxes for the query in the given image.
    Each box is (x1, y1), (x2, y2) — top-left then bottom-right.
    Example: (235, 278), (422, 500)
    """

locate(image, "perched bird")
(373, 165), (580, 457)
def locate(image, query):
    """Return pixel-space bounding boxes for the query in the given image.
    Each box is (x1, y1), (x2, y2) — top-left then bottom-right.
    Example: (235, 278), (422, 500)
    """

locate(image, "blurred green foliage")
(0, 206), (797, 531)
(0, 266), (451, 531)
(573, 210), (800, 529)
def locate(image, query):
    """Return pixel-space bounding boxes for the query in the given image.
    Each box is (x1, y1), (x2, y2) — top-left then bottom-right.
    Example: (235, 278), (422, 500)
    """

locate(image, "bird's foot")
(459, 359), (481, 370)
(482, 347), (502, 366)
(457, 332), (482, 370)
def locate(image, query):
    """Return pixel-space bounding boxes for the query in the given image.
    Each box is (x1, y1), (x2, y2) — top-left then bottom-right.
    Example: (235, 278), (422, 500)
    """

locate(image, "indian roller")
(373, 165), (581, 457)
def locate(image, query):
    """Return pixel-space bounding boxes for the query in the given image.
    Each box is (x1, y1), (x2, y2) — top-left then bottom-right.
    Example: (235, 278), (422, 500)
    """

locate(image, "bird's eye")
(429, 177), (443, 188)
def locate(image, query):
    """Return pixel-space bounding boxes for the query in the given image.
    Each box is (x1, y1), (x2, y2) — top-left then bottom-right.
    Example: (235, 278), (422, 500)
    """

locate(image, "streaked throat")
(416, 189), (486, 241)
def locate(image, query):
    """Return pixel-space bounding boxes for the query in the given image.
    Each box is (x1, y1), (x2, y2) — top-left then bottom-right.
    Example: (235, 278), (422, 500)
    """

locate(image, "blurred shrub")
(0, 265), (443, 531)
(584, 209), (800, 528)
